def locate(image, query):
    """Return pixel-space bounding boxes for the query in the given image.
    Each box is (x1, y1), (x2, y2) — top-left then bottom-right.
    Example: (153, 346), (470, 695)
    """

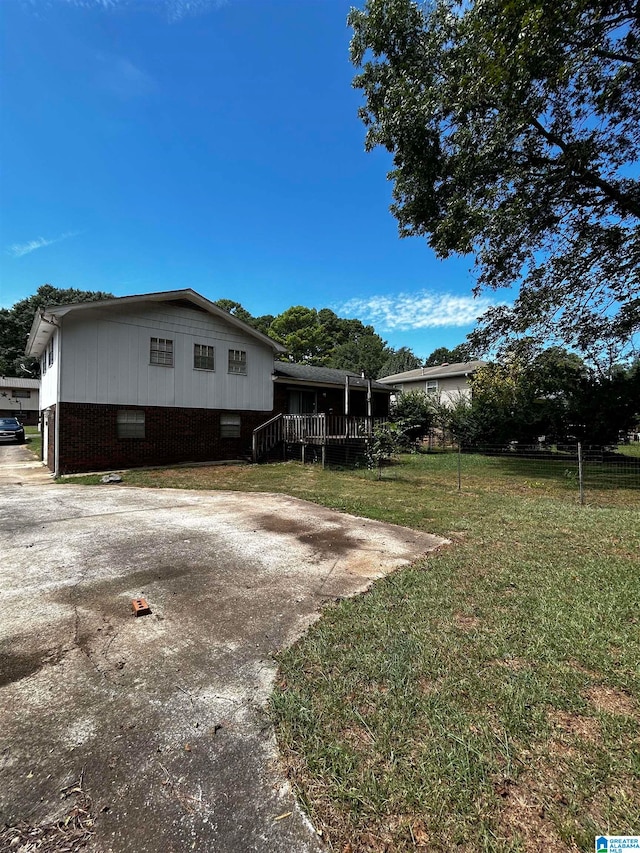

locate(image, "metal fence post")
(457, 439), (462, 492)
(578, 441), (585, 505)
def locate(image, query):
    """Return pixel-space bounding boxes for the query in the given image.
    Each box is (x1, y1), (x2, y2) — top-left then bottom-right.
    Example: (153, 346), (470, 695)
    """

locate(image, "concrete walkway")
(0, 460), (448, 852)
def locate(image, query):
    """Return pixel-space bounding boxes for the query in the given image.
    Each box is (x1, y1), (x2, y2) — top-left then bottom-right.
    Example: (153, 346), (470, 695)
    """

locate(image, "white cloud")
(336, 290), (496, 330)
(61, 0), (227, 21)
(8, 231), (79, 258)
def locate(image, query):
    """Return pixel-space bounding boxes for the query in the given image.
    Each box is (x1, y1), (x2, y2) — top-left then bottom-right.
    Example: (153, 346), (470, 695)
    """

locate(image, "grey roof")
(273, 362), (391, 391)
(25, 289), (287, 358)
(0, 377), (40, 389)
(378, 360), (487, 384)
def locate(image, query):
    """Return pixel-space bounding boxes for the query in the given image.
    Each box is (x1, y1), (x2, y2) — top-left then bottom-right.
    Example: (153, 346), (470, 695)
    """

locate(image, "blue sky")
(0, 0), (496, 360)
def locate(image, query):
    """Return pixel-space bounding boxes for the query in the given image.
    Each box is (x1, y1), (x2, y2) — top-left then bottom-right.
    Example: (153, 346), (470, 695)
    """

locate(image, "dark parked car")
(0, 417), (25, 443)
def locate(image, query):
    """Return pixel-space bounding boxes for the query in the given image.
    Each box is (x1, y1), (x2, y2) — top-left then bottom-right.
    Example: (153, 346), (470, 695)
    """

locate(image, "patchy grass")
(60, 454), (640, 851)
(24, 425), (41, 460)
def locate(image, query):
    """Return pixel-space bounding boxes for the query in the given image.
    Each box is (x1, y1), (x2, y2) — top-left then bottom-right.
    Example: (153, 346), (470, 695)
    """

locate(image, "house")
(25, 289), (391, 474)
(377, 360), (487, 405)
(0, 377), (40, 425)
(25, 289), (286, 474)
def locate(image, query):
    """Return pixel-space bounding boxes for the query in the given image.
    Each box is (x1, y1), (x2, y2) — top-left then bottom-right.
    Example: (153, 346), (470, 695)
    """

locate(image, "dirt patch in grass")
(453, 613), (481, 630)
(583, 685), (638, 716)
(548, 709), (601, 743)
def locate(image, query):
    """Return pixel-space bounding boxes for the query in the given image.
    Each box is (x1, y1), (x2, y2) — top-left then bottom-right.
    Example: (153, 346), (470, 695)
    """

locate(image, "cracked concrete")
(0, 463), (448, 852)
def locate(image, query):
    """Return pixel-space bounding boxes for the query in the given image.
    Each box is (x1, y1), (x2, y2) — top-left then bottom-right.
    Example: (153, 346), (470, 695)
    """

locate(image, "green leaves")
(349, 0), (640, 363)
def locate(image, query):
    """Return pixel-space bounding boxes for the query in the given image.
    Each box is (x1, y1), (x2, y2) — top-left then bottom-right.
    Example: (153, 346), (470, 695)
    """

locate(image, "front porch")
(252, 413), (386, 464)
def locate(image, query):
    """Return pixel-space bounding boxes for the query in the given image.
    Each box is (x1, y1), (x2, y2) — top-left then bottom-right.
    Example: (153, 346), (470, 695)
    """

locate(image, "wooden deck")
(252, 413), (386, 462)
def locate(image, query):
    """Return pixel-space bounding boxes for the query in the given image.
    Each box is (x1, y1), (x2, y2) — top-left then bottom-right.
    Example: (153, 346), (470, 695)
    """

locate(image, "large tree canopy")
(349, 0), (640, 364)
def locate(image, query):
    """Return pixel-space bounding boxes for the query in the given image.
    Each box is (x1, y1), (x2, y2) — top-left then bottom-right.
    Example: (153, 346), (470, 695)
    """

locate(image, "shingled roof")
(273, 362), (391, 391)
(377, 360), (487, 384)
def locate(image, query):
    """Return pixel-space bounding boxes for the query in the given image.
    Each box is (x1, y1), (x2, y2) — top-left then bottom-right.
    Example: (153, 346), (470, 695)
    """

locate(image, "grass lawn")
(24, 425), (42, 460)
(63, 454), (639, 851)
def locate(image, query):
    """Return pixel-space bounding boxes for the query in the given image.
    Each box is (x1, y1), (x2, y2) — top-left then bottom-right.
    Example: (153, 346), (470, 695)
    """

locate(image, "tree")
(378, 346), (422, 377)
(269, 306), (328, 363)
(0, 285), (113, 377)
(424, 344), (473, 367)
(213, 299), (256, 327)
(349, 0), (640, 365)
(329, 333), (390, 378)
(390, 389), (434, 444)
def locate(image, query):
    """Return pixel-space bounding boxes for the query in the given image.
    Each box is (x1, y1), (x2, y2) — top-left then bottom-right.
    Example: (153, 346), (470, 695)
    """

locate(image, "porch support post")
(345, 375), (350, 416)
(367, 378), (372, 418)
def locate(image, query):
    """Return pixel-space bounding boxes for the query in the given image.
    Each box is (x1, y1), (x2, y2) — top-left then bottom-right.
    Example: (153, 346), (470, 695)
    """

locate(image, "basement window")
(220, 414), (241, 438)
(150, 337), (174, 367)
(117, 410), (145, 438)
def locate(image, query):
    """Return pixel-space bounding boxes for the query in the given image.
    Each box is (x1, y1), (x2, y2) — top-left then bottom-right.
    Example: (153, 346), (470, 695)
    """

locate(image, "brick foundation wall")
(56, 402), (272, 474)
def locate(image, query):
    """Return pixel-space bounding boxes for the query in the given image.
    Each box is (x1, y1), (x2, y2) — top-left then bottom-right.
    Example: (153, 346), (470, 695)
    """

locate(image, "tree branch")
(528, 117), (640, 218)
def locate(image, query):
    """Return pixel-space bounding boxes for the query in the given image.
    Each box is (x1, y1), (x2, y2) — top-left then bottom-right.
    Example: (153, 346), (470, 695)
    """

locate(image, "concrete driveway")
(0, 454), (447, 852)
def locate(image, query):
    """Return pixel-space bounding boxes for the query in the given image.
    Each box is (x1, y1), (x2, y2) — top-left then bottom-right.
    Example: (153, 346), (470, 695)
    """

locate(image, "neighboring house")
(378, 360), (487, 405)
(272, 363), (391, 418)
(0, 377), (40, 425)
(25, 289), (286, 474)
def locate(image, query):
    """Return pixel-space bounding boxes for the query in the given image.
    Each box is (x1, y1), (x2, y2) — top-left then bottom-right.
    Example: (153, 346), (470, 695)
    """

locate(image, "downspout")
(344, 375), (350, 416)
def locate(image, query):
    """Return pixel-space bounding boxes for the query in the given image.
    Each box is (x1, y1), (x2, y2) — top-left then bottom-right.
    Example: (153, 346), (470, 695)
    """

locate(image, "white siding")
(59, 303), (275, 411)
(39, 330), (59, 409)
(395, 375), (473, 406)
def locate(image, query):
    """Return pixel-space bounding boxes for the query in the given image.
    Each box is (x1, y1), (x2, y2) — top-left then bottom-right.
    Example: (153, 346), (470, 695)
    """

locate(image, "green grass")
(60, 454), (640, 851)
(618, 443), (640, 458)
(24, 425), (41, 460)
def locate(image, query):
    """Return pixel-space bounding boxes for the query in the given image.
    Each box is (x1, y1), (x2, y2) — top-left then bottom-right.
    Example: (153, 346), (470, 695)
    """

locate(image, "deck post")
(322, 444), (326, 469)
(302, 443), (306, 465)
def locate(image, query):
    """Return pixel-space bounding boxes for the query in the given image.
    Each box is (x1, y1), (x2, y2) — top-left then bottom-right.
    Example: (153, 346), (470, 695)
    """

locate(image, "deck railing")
(253, 413), (388, 461)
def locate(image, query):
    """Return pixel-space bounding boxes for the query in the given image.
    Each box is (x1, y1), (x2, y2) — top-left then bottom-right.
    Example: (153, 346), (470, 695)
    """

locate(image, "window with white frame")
(41, 356), (47, 376)
(220, 414), (241, 438)
(228, 349), (247, 375)
(426, 379), (438, 394)
(48, 338), (55, 367)
(12, 390), (31, 399)
(117, 410), (145, 438)
(150, 337), (174, 366)
(194, 343), (215, 371)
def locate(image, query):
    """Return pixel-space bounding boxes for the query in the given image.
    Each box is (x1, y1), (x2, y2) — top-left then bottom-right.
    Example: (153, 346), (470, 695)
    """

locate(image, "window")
(194, 343), (215, 371)
(426, 379), (438, 394)
(41, 356), (47, 376)
(48, 338), (55, 367)
(220, 414), (241, 438)
(12, 390), (31, 399)
(228, 349), (247, 375)
(117, 410), (145, 438)
(150, 337), (174, 366)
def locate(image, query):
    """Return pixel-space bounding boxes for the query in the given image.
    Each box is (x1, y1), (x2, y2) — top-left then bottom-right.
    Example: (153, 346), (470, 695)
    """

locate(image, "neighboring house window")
(194, 344), (215, 371)
(220, 414), (241, 438)
(228, 349), (247, 374)
(150, 337), (174, 366)
(12, 390), (31, 398)
(426, 379), (438, 394)
(41, 356), (47, 376)
(117, 410), (145, 438)
(48, 338), (54, 367)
